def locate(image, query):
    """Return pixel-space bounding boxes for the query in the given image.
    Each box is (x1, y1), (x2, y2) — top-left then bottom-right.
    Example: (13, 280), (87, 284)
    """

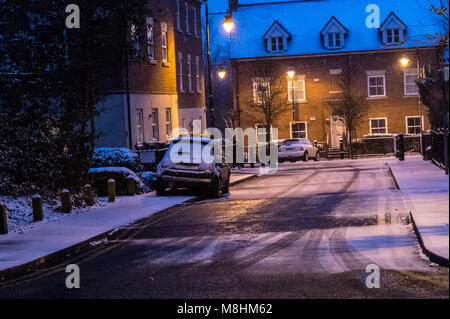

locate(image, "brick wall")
(232, 47), (441, 145)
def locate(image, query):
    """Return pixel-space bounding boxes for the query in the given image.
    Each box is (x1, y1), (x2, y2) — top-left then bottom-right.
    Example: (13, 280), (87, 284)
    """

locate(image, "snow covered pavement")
(0, 194), (192, 272)
(388, 156), (449, 265)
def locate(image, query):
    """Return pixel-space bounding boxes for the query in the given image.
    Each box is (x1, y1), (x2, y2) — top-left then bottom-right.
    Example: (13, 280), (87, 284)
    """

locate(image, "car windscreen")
(283, 139), (307, 146)
(162, 140), (217, 165)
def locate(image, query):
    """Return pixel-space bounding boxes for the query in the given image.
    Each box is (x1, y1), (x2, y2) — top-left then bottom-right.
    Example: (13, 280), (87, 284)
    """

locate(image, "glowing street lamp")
(223, 13), (234, 33)
(400, 57), (410, 68)
(217, 65), (227, 80)
(287, 67), (296, 122)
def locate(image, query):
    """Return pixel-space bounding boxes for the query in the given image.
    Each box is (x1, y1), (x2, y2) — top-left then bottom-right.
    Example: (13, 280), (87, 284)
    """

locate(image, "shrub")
(92, 148), (142, 173)
(88, 167), (145, 196)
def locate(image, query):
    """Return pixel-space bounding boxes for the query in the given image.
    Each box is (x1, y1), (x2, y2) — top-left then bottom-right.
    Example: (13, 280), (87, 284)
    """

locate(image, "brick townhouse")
(227, 0), (444, 149)
(96, 0), (205, 148)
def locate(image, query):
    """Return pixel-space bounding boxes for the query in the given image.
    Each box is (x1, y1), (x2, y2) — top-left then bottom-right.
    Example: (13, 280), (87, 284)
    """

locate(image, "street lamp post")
(204, 1), (233, 129)
(205, 1), (214, 128)
(287, 68), (296, 125)
(400, 56), (423, 152)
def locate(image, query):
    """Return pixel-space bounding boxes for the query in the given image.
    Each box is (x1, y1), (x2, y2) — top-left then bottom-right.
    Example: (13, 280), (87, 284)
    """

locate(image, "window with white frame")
(195, 56), (201, 93)
(370, 118), (387, 135)
(270, 37), (284, 52)
(136, 109), (144, 145)
(178, 52), (184, 91)
(146, 17), (155, 61)
(321, 17), (348, 50)
(256, 124), (273, 143)
(380, 12), (406, 45)
(288, 77), (306, 102)
(291, 122), (307, 139)
(130, 24), (140, 58)
(161, 23), (168, 63)
(252, 78), (270, 104)
(193, 5), (198, 37)
(187, 54), (193, 93)
(176, 0), (181, 31)
(152, 108), (160, 140)
(406, 116), (422, 135)
(404, 72), (419, 95)
(368, 75), (386, 97)
(327, 32), (342, 48)
(166, 108), (172, 138)
(185, 2), (190, 34)
(386, 28), (400, 44)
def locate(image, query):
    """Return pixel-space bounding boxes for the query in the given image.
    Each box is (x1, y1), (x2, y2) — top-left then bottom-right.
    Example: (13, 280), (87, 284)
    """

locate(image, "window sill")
(288, 100), (308, 104)
(403, 94), (419, 98)
(367, 96), (388, 100)
(162, 62), (171, 67)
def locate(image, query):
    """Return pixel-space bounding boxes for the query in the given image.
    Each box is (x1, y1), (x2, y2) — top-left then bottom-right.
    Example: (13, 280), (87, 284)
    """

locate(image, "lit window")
(178, 52), (183, 91)
(404, 73), (419, 95)
(252, 78), (270, 104)
(195, 56), (201, 93)
(136, 109), (144, 145)
(256, 124), (273, 143)
(152, 109), (160, 141)
(166, 108), (172, 138)
(368, 75), (385, 97)
(370, 118), (387, 135)
(130, 24), (140, 58)
(291, 122), (307, 139)
(146, 18), (155, 60)
(288, 78), (306, 102)
(187, 54), (192, 93)
(406, 116), (422, 135)
(161, 23), (168, 63)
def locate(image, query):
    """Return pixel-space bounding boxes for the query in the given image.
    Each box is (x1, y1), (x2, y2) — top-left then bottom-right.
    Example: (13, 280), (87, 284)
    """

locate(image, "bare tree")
(246, 61), (290, 144)
(328, 68), (368, 158)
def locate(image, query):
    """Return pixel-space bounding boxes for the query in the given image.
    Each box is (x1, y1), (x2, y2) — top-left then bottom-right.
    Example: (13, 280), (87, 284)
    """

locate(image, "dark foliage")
(0, 0), (146, 196)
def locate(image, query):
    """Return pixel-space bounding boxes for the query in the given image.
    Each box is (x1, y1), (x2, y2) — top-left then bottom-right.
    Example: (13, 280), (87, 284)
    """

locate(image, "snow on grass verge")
(0, 195), (109, 234)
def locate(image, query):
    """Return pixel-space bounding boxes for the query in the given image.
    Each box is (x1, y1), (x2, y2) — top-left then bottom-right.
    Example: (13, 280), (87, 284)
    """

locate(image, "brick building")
(96, 0), (205, 148)
(226, 0), (445, 149)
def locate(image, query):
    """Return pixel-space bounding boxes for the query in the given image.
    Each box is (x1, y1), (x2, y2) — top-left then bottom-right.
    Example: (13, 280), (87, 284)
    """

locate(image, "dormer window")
(271, 37), (284, 52)
(320, 17), (348, 50)
(380, 12), (406, 45)
(327, 32), (341, 48)
(386, 28), (400, 44)
(263, 21), (291, 53)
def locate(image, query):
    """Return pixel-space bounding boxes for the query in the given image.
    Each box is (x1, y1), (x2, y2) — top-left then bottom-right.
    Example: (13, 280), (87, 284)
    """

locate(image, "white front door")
(331, 116), (346, 148)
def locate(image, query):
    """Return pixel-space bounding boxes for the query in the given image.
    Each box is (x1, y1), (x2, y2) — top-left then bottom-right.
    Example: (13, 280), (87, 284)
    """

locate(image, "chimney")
(228, 0), (238, 12)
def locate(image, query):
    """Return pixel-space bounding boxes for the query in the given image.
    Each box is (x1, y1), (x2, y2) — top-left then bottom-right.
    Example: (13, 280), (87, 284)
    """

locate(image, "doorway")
(330, 116), (346, 148)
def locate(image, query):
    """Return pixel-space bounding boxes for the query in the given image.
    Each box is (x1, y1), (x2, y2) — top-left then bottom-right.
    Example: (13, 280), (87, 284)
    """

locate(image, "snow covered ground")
(0, 195), (109, 234)
(388, 156), (449, 262)
(0, 193), (193, 271)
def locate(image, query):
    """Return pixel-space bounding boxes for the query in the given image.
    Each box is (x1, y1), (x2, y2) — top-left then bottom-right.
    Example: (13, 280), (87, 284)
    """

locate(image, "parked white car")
(278, 138), (320, 162)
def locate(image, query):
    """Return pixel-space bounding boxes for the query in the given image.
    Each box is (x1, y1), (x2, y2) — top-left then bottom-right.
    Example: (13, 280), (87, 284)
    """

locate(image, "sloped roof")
(379, 11), (407, 31)
(263, 20), (291, 39)
(320, 16), (349, 35)
(227, 0), (442, 59)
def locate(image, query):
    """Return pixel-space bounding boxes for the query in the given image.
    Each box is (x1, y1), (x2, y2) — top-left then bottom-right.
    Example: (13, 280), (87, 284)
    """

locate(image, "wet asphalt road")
(0, 159), (448, 298)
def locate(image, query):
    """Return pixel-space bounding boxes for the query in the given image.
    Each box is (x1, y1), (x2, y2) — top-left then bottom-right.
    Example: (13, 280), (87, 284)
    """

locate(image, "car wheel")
(314, 152), (320, 161)
(303, 152), (309, 162)
(155, 183), (166, 196)
(279, 158), (285, 163)
(210, 177), (221, 198)
(221, 179), (230, 194)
